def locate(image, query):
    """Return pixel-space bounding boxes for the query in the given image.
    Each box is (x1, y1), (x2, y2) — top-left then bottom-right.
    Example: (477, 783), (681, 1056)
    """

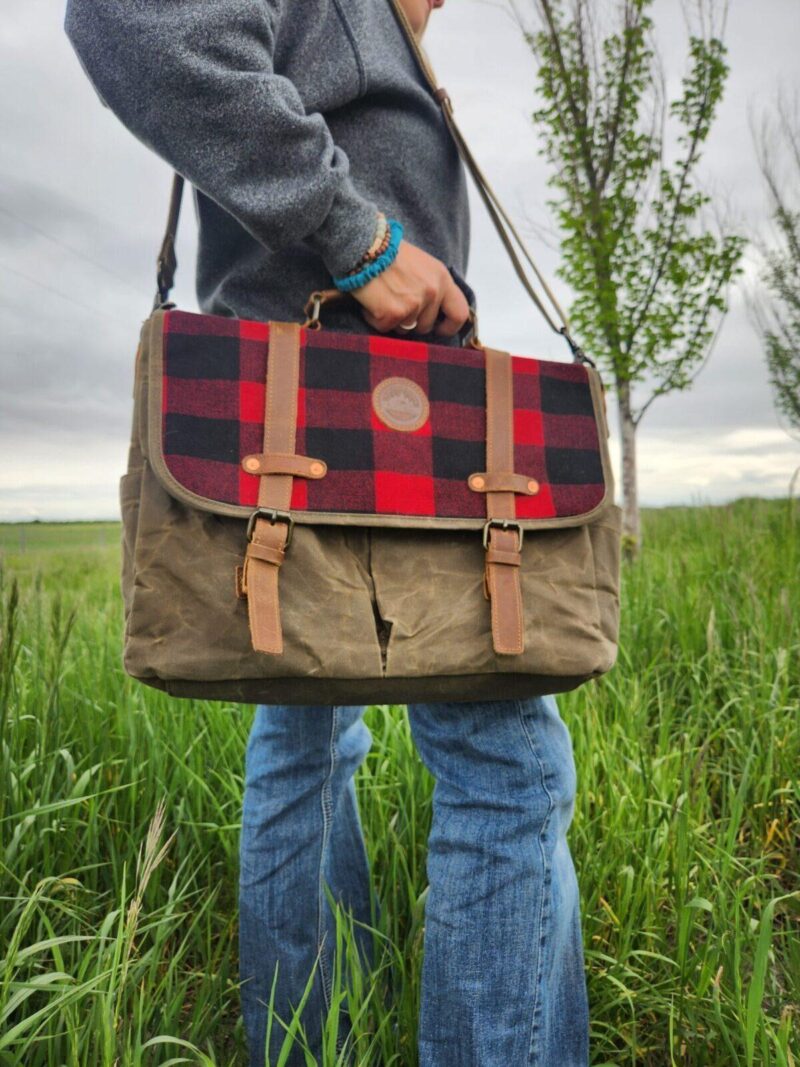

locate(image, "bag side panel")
(119, 447), (144, 632)
(119, 326), (152, 638)
(588, 502), (622, 657)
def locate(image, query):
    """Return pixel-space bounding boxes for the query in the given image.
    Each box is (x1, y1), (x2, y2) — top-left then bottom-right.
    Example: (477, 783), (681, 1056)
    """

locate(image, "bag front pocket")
(122, 461), (384, 685)
(368, 521), (612, 681)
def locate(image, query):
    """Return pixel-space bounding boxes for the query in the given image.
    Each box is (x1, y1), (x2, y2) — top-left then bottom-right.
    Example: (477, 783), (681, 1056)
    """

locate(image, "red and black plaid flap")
(153, 309), (608, 525)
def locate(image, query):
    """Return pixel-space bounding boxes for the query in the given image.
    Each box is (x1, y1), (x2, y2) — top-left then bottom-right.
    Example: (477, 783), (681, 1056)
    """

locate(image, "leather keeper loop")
(235, 564), (247, 599)
(242, 452), (327, 478)
(245, 541), (286, 567)
(485, 546), (522, 567)
(468, 471), (539, 495)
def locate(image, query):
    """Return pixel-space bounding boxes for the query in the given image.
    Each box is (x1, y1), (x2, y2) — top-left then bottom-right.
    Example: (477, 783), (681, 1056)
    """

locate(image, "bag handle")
(153, 0), (590, 364)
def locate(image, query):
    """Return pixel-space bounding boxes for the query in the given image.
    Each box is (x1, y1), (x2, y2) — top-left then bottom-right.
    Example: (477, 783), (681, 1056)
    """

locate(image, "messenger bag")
(119, 0), (622, 705)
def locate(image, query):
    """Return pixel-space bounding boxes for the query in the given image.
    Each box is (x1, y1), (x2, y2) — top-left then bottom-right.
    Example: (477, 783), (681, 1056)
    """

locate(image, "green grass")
(0, 498), (798, 1065)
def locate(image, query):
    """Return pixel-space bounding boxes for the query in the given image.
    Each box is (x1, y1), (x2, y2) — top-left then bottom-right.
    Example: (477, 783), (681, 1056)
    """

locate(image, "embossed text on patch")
(372, 376), (430, 432)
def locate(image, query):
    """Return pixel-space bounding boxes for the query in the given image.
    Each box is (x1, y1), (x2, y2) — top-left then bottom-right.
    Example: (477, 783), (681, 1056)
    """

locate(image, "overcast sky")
(1, 0), (798, 521)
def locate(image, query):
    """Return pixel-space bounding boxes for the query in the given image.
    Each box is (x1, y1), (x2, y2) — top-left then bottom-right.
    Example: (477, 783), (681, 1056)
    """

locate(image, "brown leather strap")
(153, 173), (184, 310)
(468, 471), (539, 495)
(245, 541), (287, 566)
(240, 322), (301, 655)
(486, 545), (524, 567)
(242, 452), (327, 478)
(483, 347), (525, 655)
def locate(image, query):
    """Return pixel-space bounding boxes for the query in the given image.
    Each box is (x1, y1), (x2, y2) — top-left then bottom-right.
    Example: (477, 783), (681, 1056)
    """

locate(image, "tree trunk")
(617, 377), (640, 560)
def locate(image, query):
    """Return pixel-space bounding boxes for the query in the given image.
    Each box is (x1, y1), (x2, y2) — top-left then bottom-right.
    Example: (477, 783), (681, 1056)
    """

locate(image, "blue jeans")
(238, 696), (589, 1066)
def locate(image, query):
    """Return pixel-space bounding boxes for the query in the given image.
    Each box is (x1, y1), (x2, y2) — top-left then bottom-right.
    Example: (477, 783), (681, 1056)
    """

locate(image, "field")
(0, 499), (798, 1066)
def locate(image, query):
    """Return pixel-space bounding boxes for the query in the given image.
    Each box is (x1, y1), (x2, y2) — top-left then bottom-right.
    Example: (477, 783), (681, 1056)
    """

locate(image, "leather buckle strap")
(482, 347), (526, 655)
(239, 321), (302, 656)
(245, 539), (286, 567)
(485, 540), (522, 568)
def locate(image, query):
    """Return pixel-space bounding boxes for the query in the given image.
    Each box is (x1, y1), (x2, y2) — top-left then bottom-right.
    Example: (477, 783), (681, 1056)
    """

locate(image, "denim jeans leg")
(406, 694), (589, 1067)
(238, 703), (375, 1067)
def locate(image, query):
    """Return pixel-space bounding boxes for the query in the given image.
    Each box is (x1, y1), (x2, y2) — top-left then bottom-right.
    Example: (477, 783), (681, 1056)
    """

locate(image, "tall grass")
(0, 499), (797, 1065)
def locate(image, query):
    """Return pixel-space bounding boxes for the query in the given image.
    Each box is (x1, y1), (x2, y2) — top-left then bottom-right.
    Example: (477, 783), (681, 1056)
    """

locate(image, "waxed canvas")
(120, 310), (622, 705)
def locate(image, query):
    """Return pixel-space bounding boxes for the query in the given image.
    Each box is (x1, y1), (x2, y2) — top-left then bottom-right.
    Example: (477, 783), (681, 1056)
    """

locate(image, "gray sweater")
(63, 0), (472, 339)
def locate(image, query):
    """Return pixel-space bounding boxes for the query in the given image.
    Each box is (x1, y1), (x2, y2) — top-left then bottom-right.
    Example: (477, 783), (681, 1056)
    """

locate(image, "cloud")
(1, 0), (799, 521)
(616, 427), (799, 506)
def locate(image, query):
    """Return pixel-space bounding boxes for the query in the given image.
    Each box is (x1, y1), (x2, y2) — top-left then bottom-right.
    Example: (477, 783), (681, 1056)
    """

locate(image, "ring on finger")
(398, 319), (418, 331)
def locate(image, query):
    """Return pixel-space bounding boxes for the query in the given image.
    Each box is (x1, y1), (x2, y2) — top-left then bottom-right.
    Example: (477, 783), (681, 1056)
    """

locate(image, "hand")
(350, 239), (470, 339)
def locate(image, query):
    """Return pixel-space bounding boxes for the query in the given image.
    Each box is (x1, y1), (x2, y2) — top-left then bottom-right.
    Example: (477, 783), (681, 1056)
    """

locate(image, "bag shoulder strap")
(154, 0), (587, 362)
(386, 0), (582, 356)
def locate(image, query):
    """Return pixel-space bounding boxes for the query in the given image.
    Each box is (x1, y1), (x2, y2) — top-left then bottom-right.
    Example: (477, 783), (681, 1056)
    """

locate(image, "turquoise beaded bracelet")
(333, 219), (404, 293)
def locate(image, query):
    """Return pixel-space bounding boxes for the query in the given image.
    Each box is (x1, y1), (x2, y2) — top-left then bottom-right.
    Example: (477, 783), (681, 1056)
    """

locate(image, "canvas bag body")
(119, 309), (622, 706)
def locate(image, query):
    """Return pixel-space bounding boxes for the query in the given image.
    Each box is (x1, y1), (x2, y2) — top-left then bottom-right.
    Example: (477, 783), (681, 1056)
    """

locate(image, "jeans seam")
(516, 700), (556, 1067)
(317, 706), (339, 1018)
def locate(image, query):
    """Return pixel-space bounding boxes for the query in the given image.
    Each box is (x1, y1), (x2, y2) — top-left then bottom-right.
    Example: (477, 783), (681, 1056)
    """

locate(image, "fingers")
(359, 290), (433, 334)
(432, 279), (471, 338)
(360, 307), (382, 332)
(360, 301), (418, 334)
(351, 242), (471, 338)
(414, 270), (471, 338)
(414, 281), (446, 335)
(375, 281), (469, 338)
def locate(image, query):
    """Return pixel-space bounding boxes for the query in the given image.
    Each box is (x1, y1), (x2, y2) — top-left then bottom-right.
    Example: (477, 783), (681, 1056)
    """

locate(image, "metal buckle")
(482, 518), (524, 551)
(246, 507), (295, 547)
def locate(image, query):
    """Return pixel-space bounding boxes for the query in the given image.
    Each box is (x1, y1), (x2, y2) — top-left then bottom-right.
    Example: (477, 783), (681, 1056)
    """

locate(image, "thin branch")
(535, 0), (599, 194)
(596, 2), (642, 193)
(633, 289), (727, 426)
(624, 26), (720, 349)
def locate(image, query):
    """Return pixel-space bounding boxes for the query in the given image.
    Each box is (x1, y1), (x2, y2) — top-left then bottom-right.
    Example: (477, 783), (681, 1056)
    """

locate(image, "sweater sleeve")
(63, 0), (380, 278)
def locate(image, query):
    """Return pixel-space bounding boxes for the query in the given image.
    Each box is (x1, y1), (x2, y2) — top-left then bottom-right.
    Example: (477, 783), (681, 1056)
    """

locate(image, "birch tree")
(749, 89), (800, 445)
(508, 0), (745, 555)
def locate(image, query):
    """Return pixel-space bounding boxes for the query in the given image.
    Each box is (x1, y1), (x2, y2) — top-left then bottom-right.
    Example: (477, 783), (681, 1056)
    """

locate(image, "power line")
(0, 203), (153, 302)
(0, 261), (128, 325)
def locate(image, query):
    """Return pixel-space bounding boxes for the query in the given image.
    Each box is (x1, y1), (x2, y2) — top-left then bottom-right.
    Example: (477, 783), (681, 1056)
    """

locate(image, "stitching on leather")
(513, 568), (523, 650)
(505, 359), (523, 651)
(489, 565), (498, 645)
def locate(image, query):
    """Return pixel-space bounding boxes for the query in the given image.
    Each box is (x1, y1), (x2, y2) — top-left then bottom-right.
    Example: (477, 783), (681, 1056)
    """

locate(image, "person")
(64, 1), (590, 1064)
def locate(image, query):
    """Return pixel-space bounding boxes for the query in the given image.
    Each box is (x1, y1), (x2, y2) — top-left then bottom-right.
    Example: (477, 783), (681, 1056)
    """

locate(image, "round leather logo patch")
(372, 377), (430, 432)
